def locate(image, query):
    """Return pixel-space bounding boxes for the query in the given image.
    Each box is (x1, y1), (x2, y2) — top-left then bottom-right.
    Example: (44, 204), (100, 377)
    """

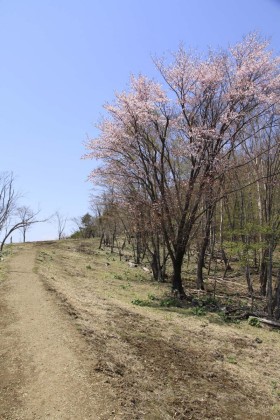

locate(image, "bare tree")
(0, 172), (17, 233)
(0, 172), (49, 251)
(54, 211), (67, 240)
(0, 208), (42, 251)
(17, 206), (35, 242)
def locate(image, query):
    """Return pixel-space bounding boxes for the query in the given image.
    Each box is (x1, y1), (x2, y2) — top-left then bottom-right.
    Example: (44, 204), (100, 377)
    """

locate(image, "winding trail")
(0, 244), (109, 420)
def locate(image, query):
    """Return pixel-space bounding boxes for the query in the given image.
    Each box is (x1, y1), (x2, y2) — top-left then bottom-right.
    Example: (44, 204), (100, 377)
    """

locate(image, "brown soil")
(0, 244), (116, 419)
(1, 241), (280, 419)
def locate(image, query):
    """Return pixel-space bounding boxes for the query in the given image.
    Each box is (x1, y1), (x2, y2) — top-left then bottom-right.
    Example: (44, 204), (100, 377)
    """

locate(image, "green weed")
(160, 297), (182, 308)
(227, 355), (237, 364)
(191, 307), (206, 316)
(248, 317), (261, 328)
(131, 298), (150, 307)
(120, 283), (131, 290)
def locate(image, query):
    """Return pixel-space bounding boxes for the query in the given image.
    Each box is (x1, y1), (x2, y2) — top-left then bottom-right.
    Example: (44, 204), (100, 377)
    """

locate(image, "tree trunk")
(267, 239), (273, 318)
(219, 198), (232, 276)
(207, 225), (216, 275)
(99, 232), (104, 249)
(151, 252), (162, 282)
(110, 224), (116, 253)
(260, 248), (269, 296)
(272, 269), (280, 320)
(196, 251), (205, 290)
(245, 264), (253, 296)
(162, 242), (167, 281)
(172, 253), (186, 298)
(149, 234), (166, 282)
(221, 249), (232, 279)
(196, 215), (212, 290)
(133, 232), (141, 265)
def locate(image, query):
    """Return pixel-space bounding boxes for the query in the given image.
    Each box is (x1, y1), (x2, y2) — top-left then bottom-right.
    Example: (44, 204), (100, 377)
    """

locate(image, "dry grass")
(31, 238), (280, 419)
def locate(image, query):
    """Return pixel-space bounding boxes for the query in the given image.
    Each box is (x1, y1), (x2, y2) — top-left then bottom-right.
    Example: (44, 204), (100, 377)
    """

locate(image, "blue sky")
(0, 0), (280, 241)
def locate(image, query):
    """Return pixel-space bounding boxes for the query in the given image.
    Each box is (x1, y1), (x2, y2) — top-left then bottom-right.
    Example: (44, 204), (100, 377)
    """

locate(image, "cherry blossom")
(85, 34), (280, 296)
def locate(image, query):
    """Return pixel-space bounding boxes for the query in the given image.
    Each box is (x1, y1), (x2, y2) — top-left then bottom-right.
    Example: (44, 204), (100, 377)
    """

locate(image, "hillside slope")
(1, 240), (280, 419)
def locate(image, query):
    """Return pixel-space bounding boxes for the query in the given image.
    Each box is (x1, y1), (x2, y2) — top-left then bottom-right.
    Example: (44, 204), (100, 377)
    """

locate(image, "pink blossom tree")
(85, 34), (280, 297)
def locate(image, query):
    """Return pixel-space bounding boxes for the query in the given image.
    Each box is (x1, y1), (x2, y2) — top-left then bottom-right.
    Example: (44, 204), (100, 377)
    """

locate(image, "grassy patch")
(131, 298), (151, 307)
(31, 238), (280, 420)
(248, 316), (261, 328)
(227, 355), (238, 364)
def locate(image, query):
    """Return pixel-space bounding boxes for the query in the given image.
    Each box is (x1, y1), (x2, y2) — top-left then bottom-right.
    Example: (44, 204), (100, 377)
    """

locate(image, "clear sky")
(0, 0), (280, 241)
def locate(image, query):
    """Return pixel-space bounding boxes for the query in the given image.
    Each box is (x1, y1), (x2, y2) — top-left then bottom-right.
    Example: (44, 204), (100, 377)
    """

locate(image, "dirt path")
(0, 244), (112, 420)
